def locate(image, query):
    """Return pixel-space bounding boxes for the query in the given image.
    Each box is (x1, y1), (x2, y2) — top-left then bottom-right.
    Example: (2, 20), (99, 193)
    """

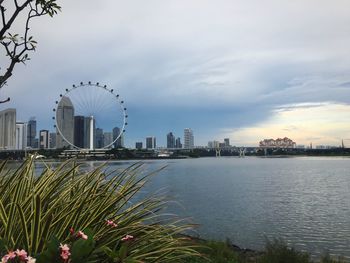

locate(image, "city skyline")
(1, 1), (350, 147)
(0, 106), (348, 149)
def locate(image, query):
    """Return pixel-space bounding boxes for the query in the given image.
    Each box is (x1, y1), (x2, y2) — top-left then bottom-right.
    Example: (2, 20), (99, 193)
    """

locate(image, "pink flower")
(60, 244), (70, 252)
(15, 249), (27, 261)
(77, 230), (88, 240)
(59, 244), (71, 261)
(121, 234), (134, 241)
(1, 251), (16, 262)
(106, 220), (118, 228)
(26, 256), (36, 263)
(60, 251), (70, 261)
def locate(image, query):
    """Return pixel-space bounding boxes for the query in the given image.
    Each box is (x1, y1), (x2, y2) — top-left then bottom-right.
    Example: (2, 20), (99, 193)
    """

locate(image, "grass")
(183, 238), (347, 263)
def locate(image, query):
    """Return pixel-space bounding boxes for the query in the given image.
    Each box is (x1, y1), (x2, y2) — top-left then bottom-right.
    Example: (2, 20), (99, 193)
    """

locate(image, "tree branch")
(0, 0), (61, 102)
(0, 1), (6, 28)
(0, 99), (10, 103)
(0, 0), (32, 39)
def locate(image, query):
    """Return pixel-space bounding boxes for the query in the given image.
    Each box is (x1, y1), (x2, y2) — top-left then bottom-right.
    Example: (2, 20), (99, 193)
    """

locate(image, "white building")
(0, 108), (16, 150)
(208, 140), (220, 148)
(56, 96), (74, 149)
(184, 128), (194, 149)
(15, 122), (27, 150)
(146, 136), (156, 149)
(39, 130), (49, 149)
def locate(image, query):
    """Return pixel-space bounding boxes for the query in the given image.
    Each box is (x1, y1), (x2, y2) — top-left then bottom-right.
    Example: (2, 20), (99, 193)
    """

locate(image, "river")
(30, 156), (350, 259)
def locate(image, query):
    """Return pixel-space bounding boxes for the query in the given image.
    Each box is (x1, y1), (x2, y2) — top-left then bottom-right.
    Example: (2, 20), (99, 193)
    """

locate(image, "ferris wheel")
(53, 82), (128, 150)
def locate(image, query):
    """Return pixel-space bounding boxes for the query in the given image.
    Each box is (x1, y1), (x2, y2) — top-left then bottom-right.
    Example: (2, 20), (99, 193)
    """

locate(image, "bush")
(258, 238), (310, 263)
(320, 254), (346, 263)
(0, 156), (199, 262)
(182, 238), (240, 263)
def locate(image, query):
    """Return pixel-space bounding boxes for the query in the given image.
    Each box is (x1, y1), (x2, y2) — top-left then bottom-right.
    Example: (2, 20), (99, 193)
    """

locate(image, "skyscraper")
(49, 133), (56, 149)
(224, 138), (230, 147)
(95, 128), (104, 148)
(0, 108), (16, 150)
(103, 132), (113, 147)
(184, 128), (194, 149)
(146, 136), (156, 149)
(56, 96), (74, 149)
(74, 116), (85, 148)
(135, 142), (143, 149)
(26, 117), (36, 148)
(83, 116), (94, 148)
(113, 127), (124, 148)
(15, 122), (27, 150)
(175, 137), (182, 148)
(167, 132), (175, 148)
(39, 130), (49, 149)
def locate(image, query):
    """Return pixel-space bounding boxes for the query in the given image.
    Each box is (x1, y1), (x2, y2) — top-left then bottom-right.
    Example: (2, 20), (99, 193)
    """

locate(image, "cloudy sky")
(1, 0), (350, 147)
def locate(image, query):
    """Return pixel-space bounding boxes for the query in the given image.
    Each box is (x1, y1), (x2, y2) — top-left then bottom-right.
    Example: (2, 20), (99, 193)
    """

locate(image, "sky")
(1, 0), (350, 147)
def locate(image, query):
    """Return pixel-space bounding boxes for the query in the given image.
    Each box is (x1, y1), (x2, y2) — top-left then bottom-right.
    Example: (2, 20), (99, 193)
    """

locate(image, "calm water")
(36, 157), (350, 259)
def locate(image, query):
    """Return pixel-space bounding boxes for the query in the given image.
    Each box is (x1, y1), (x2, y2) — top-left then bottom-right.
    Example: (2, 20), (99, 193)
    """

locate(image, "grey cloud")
(2, 0), (350, 145)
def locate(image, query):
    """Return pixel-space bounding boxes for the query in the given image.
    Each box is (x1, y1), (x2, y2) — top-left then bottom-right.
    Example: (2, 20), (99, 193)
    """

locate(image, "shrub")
(258, 238), (310, 263)
(0, 156), (199, 262)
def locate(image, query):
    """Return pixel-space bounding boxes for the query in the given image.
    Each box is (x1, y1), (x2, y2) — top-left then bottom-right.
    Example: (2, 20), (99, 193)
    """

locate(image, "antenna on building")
(341, 139), (345, 149)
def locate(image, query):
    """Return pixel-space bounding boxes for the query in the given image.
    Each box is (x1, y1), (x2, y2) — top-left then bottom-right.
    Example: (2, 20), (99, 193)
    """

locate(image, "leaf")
(70, 229), (96, 262)
(119, 244), (128, 260)
(36, 236), (60, 263)
(15, 204), (30, 252)
(99, 246), (119, 259)
(0, 238), (6, 252)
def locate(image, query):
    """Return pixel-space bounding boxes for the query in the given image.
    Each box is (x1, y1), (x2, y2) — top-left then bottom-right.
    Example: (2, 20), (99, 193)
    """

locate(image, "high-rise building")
(39, 130), (49, 149)
(83, 116), (95, 148)
(49, 132), (56, 149)
(175, 137), (182, 148)
(135, 142), (143, 149)
(26, 117), (36, 148)
(219, 142), (226, 148)
(224, 138), (230, 147)
(184, 128), (194, 149)
(74, 116), (85, 148)
(113, 127), (124, 148)
(0, 108), (16, 150)
(103, 132), (113, 147)
(208, 140), (219, 148)
(146, 136), (156, 149)
(15, 122), (27, 150)
(95, 128), (104, 148)
(33, 138), (39, 149)
(167, 132), (175, 148)
(56, 96), (74, 149)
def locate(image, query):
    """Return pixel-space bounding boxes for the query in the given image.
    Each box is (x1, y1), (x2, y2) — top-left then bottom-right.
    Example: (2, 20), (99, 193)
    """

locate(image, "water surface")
(33, 156), (350, 259)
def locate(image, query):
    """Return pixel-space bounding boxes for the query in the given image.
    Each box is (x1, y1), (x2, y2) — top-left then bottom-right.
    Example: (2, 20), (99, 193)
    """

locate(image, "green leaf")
(99, 246), (119, 259)
(36, 236), (60, 263)
(70, 229), (96, 262)
(119, 244), (128, 260)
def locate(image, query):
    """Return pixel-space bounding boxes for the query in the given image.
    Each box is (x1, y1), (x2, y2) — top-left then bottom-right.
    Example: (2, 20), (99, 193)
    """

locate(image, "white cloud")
(225, 103), (350, 146)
